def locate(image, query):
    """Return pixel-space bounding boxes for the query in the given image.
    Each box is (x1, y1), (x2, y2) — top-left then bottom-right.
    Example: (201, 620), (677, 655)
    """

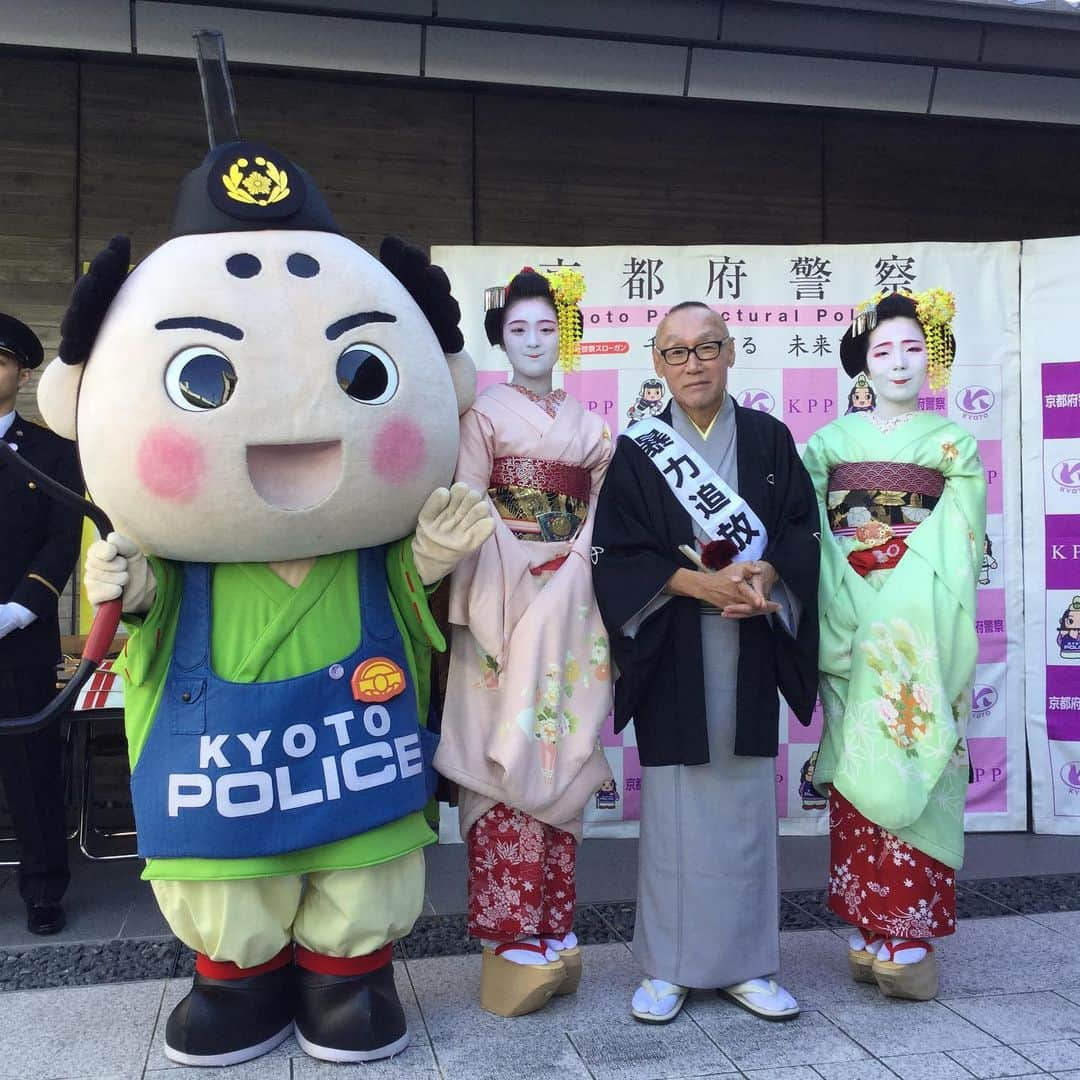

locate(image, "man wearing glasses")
(593, 302), (819, 1024)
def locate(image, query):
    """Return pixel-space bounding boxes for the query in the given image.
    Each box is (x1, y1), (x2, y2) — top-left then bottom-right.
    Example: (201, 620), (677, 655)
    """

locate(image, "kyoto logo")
(739, 388), (775, 413)
(1052, 460), (1080, 492)
(956, 385), (995, 418)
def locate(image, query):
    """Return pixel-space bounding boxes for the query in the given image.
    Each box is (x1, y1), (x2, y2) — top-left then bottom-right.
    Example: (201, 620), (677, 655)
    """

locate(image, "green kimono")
(114, 540), (442, 881)
(802, 412), (986, 869)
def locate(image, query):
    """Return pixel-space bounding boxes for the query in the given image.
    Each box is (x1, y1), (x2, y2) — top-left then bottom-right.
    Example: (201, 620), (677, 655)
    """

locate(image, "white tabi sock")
(481, 936), (559, 965)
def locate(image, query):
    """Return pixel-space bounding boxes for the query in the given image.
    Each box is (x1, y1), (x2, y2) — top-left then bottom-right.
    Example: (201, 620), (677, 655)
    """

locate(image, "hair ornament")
(544, 266), (586, 372)
(848, 285), (958, 391)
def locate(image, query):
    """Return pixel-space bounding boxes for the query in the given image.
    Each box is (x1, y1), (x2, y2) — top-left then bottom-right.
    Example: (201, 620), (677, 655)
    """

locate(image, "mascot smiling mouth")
(247, 441), (343, 511)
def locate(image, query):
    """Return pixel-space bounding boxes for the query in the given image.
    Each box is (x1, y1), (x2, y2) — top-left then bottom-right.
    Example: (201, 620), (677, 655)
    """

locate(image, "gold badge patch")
(222, 155), (291, 207)
(352, 657), (407, 703)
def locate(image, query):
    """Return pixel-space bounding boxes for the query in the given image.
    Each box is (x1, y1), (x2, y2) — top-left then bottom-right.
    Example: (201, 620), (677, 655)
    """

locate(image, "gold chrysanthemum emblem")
(222, 155), (290, 207)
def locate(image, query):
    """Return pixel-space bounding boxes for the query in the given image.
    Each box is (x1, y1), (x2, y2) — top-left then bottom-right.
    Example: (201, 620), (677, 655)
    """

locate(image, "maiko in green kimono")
(803, 288), (986, 1002)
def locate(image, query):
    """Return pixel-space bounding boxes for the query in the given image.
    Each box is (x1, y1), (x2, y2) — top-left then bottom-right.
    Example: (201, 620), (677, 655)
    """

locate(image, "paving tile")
(822, 999), (997, 1055)
(684, 1004), (869, 1071)
(0, 978), (165, 1079)
(1022, 911), (1080, 937)
(294, 1058), (438, 1079)
(1012, 1041), (1080, 1071)
(567, 1016), (737, 1079)
(943, 992), (1080, 1044)
(775, 927), (879, 1010)
(438, 1040), (592, 1080)
(115, 892), (173, 938)
(883, 1051), (979, 1079)
(813, 1061), (901, 1079)
(741, 1069), (828, 1080)
(935, 917), (1080, 998)
(147, 1062), (292, 1079)
(948, 1044), (1043, 1077)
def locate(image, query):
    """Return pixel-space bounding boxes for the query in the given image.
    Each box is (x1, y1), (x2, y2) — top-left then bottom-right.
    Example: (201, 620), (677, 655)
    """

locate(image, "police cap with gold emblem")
(171, 30), (340, 237)
(171, 139), (340, 237)
(0, 313), (44, 370)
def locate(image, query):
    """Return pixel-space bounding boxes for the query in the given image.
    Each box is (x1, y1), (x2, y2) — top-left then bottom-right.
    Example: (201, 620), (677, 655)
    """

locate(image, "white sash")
(622, 416), (768, 562)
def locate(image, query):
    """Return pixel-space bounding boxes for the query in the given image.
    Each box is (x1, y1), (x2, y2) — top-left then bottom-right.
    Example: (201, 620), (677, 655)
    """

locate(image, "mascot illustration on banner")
(36, 32), (493, 1068)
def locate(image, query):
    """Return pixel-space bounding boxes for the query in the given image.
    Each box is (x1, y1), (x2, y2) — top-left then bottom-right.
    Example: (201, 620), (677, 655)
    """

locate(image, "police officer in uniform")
(0, 312), (83, 934)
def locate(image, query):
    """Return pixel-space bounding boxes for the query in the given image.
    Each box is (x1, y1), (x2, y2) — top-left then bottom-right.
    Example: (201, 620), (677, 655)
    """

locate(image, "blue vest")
(129, 548), (437, 860)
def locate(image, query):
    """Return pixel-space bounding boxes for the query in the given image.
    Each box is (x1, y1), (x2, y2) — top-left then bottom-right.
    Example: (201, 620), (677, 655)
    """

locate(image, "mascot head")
(39, 32), (474, 564)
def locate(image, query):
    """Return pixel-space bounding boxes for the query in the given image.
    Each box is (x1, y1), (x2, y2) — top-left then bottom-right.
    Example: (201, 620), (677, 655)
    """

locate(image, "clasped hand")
(697, 560), (780, 619)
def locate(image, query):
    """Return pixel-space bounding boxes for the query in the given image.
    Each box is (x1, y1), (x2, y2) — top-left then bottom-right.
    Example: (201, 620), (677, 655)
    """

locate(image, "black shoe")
(26, 901), (65, 936)
(294, 960), (409, 1063)
(164, 964), (295, 1067)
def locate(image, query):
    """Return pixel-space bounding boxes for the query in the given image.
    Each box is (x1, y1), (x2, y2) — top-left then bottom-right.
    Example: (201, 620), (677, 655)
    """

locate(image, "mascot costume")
(36, 32), (493, 1068)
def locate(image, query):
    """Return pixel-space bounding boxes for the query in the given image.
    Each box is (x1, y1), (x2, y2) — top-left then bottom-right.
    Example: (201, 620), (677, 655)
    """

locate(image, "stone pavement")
(7, 912), (1080, 1079)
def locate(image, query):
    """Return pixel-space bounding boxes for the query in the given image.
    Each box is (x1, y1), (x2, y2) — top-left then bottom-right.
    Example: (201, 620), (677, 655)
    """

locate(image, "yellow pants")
(152, 851), (425, 969)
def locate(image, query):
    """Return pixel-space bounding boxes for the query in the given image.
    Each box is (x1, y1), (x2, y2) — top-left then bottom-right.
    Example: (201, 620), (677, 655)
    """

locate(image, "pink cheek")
(373, 418), (427, 484)
(136, 427), (207, 503)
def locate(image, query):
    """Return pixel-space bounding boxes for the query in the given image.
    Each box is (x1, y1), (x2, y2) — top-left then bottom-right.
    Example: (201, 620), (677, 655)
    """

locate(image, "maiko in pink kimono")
(434, 268), (613, 1017)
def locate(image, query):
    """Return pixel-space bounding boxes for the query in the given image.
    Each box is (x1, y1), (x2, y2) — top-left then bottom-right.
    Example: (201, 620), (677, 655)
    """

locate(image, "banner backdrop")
(433, 241), (1025, 841)
(1021, 237), (1080, 833)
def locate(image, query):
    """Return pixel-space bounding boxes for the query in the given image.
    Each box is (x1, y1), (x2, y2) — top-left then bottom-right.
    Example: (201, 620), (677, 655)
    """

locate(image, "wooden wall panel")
(78, 63), (473, 265)
(0, 57), (78, 418)
(824, 112), (1080, 243)
(474, 94), (824, 246)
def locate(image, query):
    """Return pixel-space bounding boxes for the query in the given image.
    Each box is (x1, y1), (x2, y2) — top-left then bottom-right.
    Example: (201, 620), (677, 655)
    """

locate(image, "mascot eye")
(336, 343), (398, 405)
(164, 346), (237, 412)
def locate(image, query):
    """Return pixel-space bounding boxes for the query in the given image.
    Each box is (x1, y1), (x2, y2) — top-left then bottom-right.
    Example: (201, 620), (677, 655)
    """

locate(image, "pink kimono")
(435, 382), (613, 942)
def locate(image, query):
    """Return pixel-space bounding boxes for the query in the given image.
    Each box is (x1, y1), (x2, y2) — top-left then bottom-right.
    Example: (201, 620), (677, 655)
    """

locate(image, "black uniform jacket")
(0, 414), (83, 671)
(592, 400), (819, 766)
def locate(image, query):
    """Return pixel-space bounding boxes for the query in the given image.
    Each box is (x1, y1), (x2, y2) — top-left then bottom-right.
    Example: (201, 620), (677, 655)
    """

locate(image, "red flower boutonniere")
(701, 539), (738, 571)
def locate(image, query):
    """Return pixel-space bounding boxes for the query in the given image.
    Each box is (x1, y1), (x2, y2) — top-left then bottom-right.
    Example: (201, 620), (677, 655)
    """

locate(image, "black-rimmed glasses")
(653, 338), (732, 366)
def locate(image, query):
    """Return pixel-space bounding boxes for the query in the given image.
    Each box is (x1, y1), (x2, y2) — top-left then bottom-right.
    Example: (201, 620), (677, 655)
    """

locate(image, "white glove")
(411, 482), (496, 585)
(84, 532), (157, 614)
(0, 602), (35, 641)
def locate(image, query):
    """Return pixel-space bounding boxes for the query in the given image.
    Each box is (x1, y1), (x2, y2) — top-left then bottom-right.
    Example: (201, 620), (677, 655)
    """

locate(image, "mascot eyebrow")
(325, 310), (397, 341)
(155, 316), (244, 340)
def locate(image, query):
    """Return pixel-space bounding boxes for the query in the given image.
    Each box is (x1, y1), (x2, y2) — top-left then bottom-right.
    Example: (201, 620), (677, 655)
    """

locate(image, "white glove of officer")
(411, 482), (496, 586)
(84, 532), (157, 615)
(0, 601), (35, 641)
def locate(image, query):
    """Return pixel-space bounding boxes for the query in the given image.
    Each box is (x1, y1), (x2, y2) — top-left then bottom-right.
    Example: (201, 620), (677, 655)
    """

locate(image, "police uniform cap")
(0, 313), (44, 370)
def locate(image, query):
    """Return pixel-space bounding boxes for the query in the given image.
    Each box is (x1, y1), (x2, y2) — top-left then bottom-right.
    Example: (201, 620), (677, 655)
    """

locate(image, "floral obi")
(827, 461), (943, 577)
(489, 456), (590, 543)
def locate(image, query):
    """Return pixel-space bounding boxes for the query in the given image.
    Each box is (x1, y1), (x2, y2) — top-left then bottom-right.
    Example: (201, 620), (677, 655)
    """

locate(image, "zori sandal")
(630, 978), (689, 1024)
(542, 936), (582, 996)
(848, 928), (885, 984)
(719, 978), (800, 1021)
(479, 940), (566, 1017)
(871, 939), (938, 1001)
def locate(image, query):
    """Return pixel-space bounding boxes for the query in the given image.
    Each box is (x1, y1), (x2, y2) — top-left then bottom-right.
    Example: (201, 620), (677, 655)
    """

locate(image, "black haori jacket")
(592, 400), (820, 766)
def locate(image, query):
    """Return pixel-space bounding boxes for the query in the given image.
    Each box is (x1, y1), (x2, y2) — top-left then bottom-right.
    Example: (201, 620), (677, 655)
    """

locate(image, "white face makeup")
(502, 296), (559, 390)
(864, 316), (928, 416)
